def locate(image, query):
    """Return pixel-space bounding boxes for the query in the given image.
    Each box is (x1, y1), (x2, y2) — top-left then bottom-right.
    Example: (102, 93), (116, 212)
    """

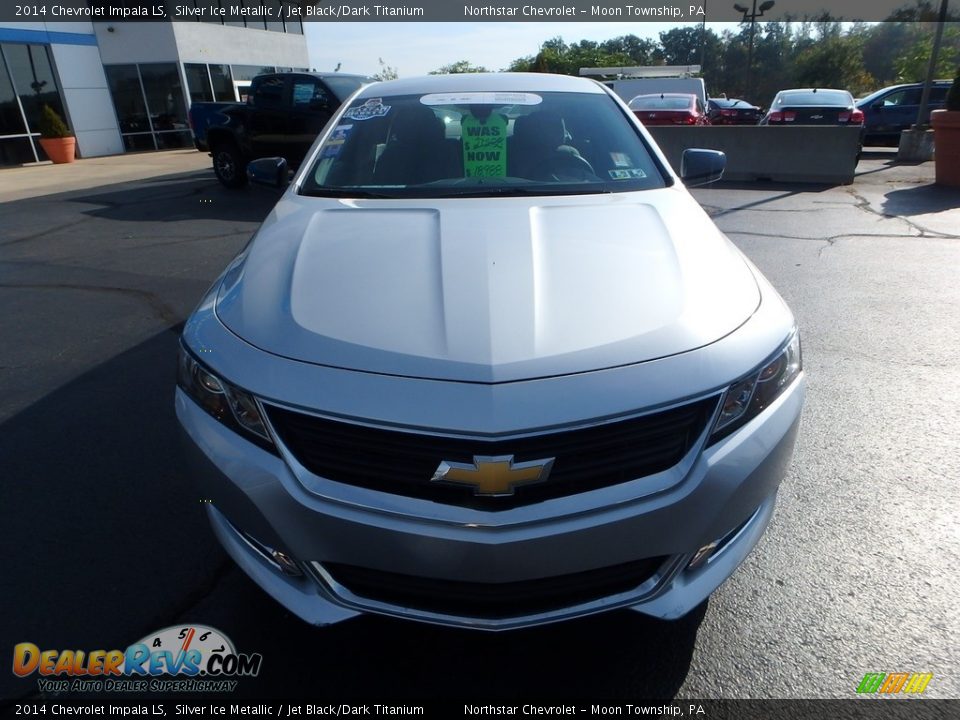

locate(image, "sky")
(303, 22), (744, 77)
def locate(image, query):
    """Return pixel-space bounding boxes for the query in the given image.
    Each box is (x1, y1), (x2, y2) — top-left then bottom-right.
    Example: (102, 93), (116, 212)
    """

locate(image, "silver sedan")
(176, 73), (804, 630)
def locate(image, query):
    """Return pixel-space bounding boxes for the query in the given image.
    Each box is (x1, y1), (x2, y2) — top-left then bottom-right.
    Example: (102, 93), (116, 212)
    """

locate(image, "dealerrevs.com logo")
(12, 625), (261, 693)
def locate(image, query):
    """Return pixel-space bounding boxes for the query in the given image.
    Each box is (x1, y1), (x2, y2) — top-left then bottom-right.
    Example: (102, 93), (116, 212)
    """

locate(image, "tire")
(211, 141), (248, 188)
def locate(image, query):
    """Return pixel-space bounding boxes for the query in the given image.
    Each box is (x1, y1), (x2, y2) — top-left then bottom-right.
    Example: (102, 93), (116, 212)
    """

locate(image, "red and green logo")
(857, 672), (933, 694)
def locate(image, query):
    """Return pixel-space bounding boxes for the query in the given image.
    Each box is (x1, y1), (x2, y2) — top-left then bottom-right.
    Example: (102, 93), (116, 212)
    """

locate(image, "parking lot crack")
(0, 217), (90, 247)
(846, 188), (959, 240)
(0, 282), (179, 325)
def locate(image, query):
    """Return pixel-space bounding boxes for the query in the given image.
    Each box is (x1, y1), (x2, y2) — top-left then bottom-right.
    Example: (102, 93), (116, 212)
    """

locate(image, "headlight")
(177, 343), (276, 452)
(709, 332), (802, 444)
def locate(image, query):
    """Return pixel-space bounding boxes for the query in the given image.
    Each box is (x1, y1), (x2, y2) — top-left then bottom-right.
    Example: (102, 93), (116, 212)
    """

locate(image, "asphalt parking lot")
(0, 149), (957, 701)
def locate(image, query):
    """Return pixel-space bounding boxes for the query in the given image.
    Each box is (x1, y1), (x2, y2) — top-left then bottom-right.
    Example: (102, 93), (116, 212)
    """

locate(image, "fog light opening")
(239, 529), (303, 577)
(270, 550), (303, 577)
(687, 542), (719, 570)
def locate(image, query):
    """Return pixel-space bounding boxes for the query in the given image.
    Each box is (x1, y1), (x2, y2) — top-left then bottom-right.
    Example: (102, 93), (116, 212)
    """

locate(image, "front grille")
(266, 395), (716, 510)
(321, 556), (669, 619)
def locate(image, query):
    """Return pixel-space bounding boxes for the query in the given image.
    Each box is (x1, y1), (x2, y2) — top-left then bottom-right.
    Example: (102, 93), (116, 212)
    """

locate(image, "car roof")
(355, 73), (607, 97)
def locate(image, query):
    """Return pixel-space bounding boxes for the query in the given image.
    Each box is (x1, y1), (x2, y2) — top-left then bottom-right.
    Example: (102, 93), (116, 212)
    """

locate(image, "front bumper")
(176, 367), (804, 630)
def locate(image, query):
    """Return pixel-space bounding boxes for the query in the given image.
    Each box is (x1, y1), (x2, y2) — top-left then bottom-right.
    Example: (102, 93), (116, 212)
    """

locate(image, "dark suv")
(856, 81), (952, 145)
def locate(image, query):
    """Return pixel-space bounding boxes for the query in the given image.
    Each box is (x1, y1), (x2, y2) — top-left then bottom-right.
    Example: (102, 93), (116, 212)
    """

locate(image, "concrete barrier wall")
(646, 126), (863, 185)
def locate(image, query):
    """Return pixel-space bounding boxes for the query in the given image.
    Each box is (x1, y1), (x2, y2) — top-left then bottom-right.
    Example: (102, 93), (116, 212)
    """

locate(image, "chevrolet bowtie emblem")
(431, 455), (555, 497)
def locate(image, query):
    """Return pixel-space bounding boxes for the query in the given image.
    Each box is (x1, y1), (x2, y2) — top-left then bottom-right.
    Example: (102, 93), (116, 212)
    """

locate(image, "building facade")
(0, 3), (309, 166)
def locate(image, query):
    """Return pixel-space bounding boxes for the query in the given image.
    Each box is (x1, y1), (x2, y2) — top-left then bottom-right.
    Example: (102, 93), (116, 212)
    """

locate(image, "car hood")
(216, 188), (760, 383)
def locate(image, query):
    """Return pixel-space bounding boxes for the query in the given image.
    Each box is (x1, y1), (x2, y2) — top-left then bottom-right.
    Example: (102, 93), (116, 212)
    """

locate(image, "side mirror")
(247, 157), (289, 188)
(681, 149), (726, 187)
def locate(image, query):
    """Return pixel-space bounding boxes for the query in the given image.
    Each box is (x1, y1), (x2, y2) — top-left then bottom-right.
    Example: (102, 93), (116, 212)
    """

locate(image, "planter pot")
(38, 136), (76, 164)
(931, 110), (960, 187)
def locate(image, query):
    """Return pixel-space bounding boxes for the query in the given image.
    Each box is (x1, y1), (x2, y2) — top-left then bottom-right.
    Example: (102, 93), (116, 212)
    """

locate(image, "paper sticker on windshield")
(421, 92), (542, 107)
(462, 113), (508, 178)
(610, 152), (633, 168)
(319, 124), (352, 159)
(343, 98), (391, 121)
(609, 168), (647, 180)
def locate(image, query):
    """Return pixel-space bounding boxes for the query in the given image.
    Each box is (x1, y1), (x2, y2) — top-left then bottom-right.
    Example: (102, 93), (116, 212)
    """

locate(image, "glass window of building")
(231, 65), (276, 82)
(185, 63), (213, 103)
(3, 44), (65, 132)
(265, 1), (284, 31)
(209, 64), (235, 101)
(105, 64), (152, 138)
(0, 50), (28, 137)
(0, 42), (68, 165)
(139, 63), (191, 148)
(105, 63), (192, 151)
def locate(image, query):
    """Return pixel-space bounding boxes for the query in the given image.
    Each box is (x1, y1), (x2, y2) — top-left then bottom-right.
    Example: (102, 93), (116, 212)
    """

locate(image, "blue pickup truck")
(189, 71), (370, 187)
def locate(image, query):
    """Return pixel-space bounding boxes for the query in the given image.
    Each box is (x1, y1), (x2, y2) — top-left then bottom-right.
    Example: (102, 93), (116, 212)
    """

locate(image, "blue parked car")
(856, 81), (952, 146)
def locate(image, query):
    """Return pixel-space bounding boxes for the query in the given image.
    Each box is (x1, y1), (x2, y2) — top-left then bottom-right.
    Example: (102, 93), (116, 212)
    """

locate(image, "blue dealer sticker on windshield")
(319, 124), (353, 159)
(343, 98), (391, 121)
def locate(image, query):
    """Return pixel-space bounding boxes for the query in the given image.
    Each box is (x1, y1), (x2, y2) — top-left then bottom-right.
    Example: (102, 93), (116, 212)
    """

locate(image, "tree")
(430, 60), (490, 74)
(373, 58), (398, 81)
(894, 27), (960, 82)
(659, 27), (704, 66)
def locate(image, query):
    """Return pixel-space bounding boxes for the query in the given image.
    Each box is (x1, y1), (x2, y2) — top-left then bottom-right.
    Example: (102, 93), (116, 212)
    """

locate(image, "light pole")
(733, 0), (775, 100)
(699, 0), (708, 73)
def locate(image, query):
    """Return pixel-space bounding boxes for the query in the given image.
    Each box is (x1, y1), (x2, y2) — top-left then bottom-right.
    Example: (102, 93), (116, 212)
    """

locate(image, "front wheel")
(211, 142), (248, 188)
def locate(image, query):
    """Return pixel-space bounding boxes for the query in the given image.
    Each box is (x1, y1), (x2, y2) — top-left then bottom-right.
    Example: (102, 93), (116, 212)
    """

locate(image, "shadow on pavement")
(69, 172), (281, 225)
(0, 325), (227, 701)
(180, 566), (708, 700)
(882, 183), (960, 217)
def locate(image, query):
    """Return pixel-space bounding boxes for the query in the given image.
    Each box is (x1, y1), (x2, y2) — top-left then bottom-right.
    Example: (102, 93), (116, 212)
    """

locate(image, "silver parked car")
(176, 73), (805, 630)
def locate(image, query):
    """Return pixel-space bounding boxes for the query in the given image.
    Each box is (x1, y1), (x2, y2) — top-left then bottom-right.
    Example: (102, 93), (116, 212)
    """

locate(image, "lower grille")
(320, 557), (669, 619)
(266, 396), (717, 510)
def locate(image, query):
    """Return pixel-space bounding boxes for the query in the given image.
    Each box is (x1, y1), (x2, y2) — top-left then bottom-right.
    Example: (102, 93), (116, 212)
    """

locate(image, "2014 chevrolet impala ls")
(176, 73), (805, 630)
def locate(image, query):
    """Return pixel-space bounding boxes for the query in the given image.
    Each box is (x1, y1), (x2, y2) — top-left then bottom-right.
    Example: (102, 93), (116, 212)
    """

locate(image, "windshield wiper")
(433, 185), (615, 198)
(299, 187), (403, 199)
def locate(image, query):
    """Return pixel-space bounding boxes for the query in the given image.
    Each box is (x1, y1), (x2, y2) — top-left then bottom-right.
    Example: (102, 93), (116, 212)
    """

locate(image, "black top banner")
(3, 1), (954, 24)
(1, 699), (958, 719)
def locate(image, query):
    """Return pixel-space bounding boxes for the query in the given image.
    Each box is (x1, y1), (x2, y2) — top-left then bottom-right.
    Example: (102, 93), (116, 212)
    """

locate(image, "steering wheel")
(529, 152), (597, 182)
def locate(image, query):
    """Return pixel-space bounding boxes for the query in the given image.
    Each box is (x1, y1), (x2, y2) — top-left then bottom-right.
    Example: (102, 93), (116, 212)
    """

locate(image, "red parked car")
(628, 93), (710, 126)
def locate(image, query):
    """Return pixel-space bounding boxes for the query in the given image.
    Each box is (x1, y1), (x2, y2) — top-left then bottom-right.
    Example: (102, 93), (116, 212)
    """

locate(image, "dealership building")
(0, 5), (309, 166)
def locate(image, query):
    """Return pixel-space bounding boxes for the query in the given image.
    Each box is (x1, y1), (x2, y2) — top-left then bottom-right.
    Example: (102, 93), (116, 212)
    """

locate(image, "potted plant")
(37, 105), (76, 164)
(931, 69), (960, 186)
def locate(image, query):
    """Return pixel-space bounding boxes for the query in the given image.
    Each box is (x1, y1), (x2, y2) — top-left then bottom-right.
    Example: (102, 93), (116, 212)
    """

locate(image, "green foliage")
(430, 60), (489, 75)
(947, 69), (960, 111)
(38, 104), (70, 138)
(894, 28), (960, 82)
(372, 58), (398, 82)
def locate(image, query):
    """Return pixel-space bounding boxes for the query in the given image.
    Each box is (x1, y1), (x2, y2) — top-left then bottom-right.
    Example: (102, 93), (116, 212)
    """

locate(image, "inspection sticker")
(609, 168), (647, 179)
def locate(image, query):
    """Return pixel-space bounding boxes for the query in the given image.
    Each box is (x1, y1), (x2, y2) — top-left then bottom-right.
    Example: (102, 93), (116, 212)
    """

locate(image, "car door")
(287, 76), (337, 167)
(248, 75), (289, 159)
(873, 88), (922, 135)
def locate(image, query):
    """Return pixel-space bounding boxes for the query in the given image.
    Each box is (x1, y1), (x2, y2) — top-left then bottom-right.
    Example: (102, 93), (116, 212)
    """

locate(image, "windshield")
(629, 95), (692, 110)
(774, 90), (852, 107)
(300, 91), (668, 198)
